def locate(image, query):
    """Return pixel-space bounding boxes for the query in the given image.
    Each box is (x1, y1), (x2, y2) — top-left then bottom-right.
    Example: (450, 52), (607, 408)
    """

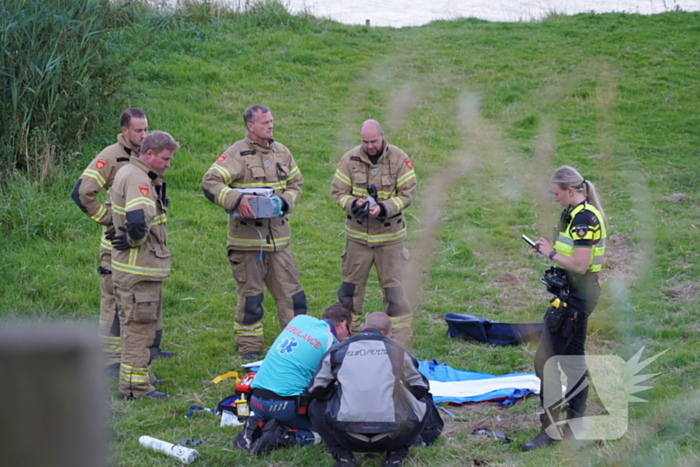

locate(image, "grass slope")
(1, 8), (699, 467)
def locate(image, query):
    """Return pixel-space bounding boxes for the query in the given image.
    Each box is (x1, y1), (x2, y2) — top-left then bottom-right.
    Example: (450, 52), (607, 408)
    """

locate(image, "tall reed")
(0, 0), (125, 179)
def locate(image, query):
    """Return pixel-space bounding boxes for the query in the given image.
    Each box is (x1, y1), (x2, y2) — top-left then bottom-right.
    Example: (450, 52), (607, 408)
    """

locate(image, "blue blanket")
(418, 360), (540, 405)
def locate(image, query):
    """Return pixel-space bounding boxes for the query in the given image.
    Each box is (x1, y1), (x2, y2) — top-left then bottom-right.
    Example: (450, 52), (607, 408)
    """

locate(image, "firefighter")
(202, 105), (306, 360)
(72, 109), (174, 377)
(109, 131), (179, 400)
(331, 120), (417, 343)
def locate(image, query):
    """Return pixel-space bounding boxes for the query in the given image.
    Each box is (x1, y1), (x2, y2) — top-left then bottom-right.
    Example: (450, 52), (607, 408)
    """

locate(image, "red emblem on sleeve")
(217, 154), (228, 162)
(405, 159), (413, 169)
(139, 185), (150, 196)
(95, 159), (107, 169)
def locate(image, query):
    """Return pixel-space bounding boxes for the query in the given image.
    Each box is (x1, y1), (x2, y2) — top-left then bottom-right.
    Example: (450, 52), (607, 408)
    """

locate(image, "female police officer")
(523, 165), (607, 451)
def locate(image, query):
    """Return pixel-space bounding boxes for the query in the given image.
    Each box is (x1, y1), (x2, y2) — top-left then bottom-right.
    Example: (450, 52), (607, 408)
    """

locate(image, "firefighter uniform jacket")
(331, 143), (416, 247)
(202, 136), (303, 252)
(71, 134), (137, 250)
(109, 157), (171, 290)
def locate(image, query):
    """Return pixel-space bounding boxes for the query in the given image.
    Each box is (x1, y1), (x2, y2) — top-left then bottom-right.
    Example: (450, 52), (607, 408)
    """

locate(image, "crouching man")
(235, 304), (352, 454)
(307, 312), (431, 467)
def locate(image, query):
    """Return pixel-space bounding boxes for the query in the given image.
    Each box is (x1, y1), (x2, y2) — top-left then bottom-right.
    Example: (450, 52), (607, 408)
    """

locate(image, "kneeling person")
(308, 312), (430, 467)
(246, 304), (352, 453)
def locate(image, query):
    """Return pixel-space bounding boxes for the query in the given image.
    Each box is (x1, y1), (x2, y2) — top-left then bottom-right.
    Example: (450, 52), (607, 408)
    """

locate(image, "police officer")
(522, 165), (607, 451)
(331, 120), (417, 343)
(72, 109), (174, 377)
(202, 105), (307, 360)
(109, 131), (179, 400)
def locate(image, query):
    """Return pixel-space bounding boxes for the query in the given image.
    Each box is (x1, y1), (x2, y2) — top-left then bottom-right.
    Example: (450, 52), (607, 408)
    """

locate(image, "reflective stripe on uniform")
(101, 236), (113, 250)
(334, 169), (352, 187)
(101, 334), (121, 354)
(227, 235), (291, 248)
(151, 214), (167, 226)
(234, 321), (263, 337)
(81, 169), (106, 188)
(345, 226), (407, 244)
(339, 195), (353, 209)
(396, 170), (415, 188)
(217, 186), (233, 206)
(210, 163), (232, 185)
(120, 363), (149, 383)
(112, 260), (170, 277)
(389, 314), (412, 330)
(90, 204), (108, 222)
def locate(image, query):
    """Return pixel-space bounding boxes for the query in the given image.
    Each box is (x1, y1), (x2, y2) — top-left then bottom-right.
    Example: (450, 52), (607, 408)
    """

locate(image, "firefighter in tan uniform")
(71, 108), (155, 376)
(331, 120), (417, 343)
(202, 105), (306, 360)
(109, 131), (179, 400)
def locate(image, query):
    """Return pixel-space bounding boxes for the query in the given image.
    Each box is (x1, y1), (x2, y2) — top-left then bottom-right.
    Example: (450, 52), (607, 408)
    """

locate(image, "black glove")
(111, 226), (131, 250)
(104, 225), (116, 241)
(351, 201), (370, 221)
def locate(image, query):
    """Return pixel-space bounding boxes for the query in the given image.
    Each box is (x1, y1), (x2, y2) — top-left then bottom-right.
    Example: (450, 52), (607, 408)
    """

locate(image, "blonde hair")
(550, 165), (606, 226)
(139, 130), (179, 156)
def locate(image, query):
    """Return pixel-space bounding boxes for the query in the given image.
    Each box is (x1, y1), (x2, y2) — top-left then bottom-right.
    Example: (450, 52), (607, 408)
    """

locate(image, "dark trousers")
(534, 292), (591, 421)
(308, 399), (426, 459)
(250, 394), (316, 446)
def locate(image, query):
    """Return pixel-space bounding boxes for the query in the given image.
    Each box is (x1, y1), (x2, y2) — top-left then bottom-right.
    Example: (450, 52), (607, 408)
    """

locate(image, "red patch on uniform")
(95, 159), (107, 169)
(217, 154), (228, 162)
(405, 159), (413, 169)
(139, 185), (150, 196)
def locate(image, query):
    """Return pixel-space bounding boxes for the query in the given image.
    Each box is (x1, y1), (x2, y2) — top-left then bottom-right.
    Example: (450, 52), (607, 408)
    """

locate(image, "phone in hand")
(521, 234), (538, 249)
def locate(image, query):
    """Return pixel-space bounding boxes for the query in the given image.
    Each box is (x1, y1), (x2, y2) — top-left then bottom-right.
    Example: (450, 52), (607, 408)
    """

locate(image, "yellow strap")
(211, 371), (240, 385)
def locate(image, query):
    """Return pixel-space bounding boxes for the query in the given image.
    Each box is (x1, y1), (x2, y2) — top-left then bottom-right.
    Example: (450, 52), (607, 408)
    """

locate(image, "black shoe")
(242, 351), (261, 361)
(153, 379), (164, 386)
(153, 349), (175, 359)
(521, 429), (558, 452)
(334, 450), (358, 467)
(105, 363), (120, 378)
(251, 419), (292, 454)
(382, 451), (405, 467)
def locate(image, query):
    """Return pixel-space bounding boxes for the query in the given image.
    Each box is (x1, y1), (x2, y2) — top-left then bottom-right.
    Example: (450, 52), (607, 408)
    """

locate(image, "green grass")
(1, 5), (700, 466)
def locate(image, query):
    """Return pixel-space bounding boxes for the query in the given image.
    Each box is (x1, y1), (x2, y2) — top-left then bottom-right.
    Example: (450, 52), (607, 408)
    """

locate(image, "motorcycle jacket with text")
(308, 328), (429, 434)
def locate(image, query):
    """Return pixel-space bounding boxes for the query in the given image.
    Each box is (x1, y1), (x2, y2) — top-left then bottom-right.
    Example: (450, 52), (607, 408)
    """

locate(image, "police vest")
(553, 201), (606, 273)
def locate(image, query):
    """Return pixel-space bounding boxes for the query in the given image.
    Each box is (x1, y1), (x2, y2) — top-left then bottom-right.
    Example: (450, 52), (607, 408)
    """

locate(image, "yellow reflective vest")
(331, 142), (417, 247)
(553, 201), (606, 274)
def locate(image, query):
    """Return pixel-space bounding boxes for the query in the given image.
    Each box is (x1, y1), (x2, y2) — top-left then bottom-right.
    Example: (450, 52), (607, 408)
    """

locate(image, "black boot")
(251, 419), (293, 454)
(522, 413), (559, 452)
(150, 329), (175, 359)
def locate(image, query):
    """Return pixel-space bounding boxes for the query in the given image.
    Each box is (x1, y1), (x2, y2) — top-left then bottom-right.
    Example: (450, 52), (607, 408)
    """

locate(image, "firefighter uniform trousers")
(331, 141), (417, 344)
(98, 247), (121, 366)
(340, 240), (412, 342)
(116, 282), (161, 397)
(229, 248), (304, 355)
